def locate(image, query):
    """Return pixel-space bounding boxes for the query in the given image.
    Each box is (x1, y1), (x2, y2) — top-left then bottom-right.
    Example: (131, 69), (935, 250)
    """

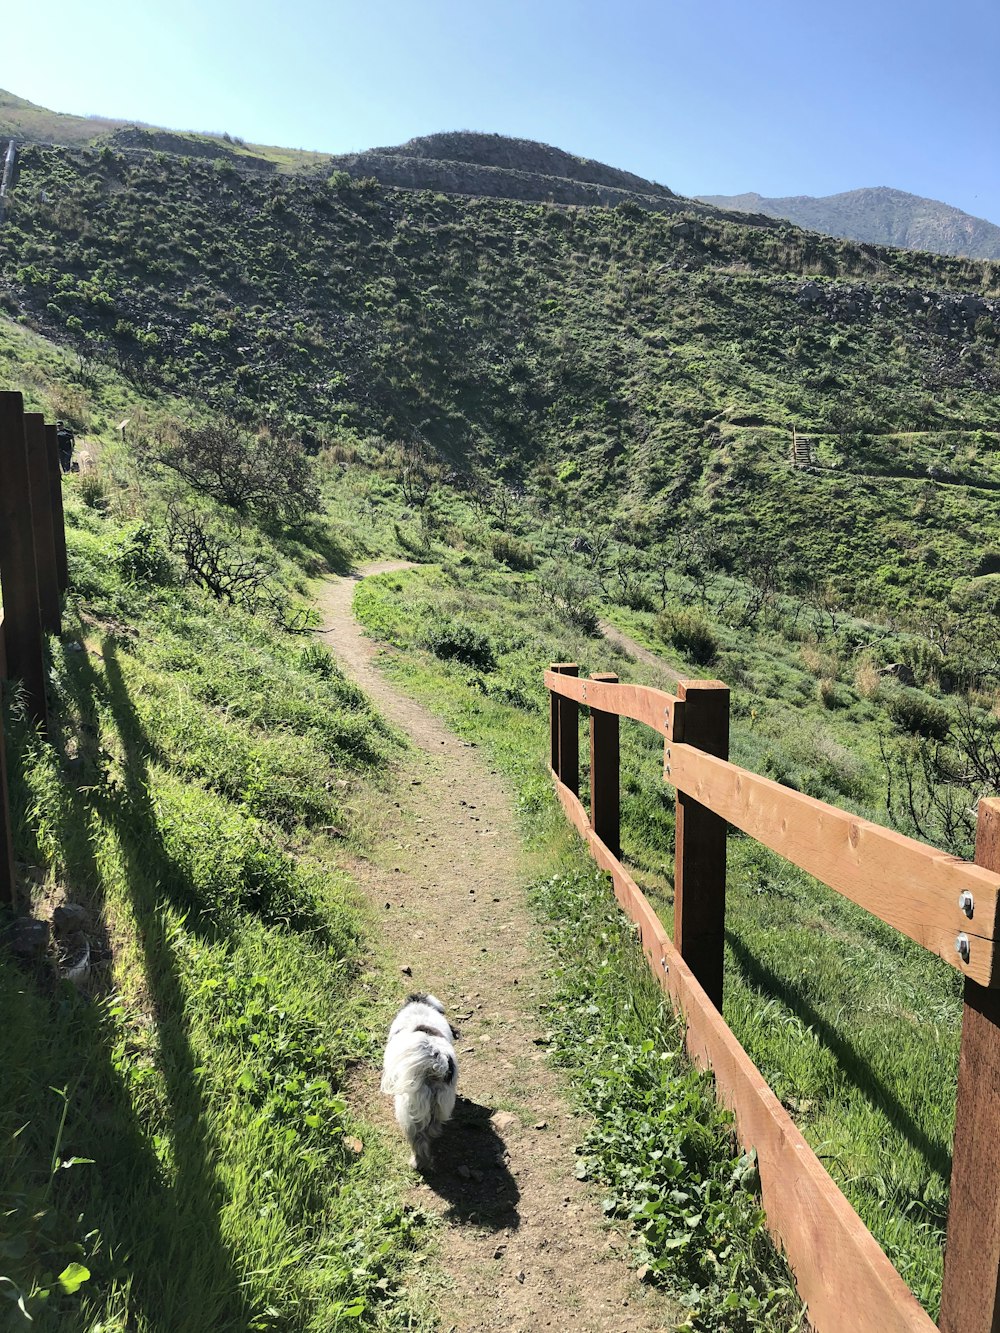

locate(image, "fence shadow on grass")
(11, 637), (256, 1331)
(725, 929), (953, 1183)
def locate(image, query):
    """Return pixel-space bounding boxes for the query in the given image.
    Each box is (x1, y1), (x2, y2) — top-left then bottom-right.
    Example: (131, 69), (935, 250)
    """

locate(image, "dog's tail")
(380, 1039), (456, 1098)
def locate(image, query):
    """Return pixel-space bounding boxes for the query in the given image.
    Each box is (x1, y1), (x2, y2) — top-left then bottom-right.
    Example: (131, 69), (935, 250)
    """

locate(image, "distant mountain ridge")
(696, 186), (1000, 260)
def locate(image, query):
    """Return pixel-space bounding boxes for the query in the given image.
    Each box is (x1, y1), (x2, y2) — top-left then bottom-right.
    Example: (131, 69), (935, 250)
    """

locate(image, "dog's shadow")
(423, 1096), (520, 1230)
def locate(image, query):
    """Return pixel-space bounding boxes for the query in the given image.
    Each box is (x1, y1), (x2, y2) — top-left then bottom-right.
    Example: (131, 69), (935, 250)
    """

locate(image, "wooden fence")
(0, 390), (68, 909)
(545, 663), (1000, 1333)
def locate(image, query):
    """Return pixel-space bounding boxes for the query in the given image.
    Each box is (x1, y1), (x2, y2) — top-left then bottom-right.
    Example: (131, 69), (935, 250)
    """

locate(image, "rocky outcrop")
(105, 126), (277, 173)
(370, 132), (676, 198)
(791, 278), (1000, 331)
(325, 148), (689, 212)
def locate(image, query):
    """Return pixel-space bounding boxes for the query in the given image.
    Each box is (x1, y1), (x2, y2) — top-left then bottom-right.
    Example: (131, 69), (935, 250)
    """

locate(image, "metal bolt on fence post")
(956, 932), (971, 962)
(958, 891), (974, 918)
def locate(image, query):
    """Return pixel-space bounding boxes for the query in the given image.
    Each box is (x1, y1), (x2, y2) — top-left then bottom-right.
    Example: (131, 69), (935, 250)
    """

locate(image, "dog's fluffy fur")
(380, 993), (459, 1169)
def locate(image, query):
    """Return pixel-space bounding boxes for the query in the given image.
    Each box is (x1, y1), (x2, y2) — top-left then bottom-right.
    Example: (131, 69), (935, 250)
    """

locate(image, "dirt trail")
(597, 617), (681, 688)
(317, 564), (676, 1332)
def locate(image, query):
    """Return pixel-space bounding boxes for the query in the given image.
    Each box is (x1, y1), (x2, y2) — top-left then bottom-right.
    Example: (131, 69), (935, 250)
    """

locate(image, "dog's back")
(381, 994), (459, 1168)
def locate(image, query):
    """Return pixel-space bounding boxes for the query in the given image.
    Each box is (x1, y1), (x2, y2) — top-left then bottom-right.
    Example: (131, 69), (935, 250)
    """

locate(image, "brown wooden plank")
(0, 393), (46, 725)
(551, 772), (936, 1333)
(667, 742), (1000, 986)
(672, 680), (730, 1009)
(24, 413), (60, 635)
(553, 663), (579, 795)
(558, 663), (579, 796)
(549, 663), (576, 780)
(0, 677), (15, 908)
(544, 669), (683, 740)
(589, 672), (620, 858)
(44, 423), (69, 593)
(940, 797), (1000, 1332)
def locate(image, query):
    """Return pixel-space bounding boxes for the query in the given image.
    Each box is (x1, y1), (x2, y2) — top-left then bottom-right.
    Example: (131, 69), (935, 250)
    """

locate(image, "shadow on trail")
(422, 1096), (521, 1230)
(726, 930), (953, 1182)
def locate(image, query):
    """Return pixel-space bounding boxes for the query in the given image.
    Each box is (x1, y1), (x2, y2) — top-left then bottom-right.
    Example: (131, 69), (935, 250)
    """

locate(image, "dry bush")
(153, 418), (320, 523)
(854, 660), (882, 699)
(45, 383), (92, 431)
(817, 677), (839, 709)
(800, 641), (840, 678)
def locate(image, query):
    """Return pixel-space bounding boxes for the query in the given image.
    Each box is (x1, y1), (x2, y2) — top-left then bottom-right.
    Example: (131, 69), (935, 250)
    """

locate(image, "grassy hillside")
(4, 123), (1000, 1325)
(2, 142), (1000, 624)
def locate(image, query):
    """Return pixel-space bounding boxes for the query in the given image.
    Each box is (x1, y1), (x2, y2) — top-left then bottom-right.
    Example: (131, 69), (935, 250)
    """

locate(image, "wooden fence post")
(44, 423), (68, 593)
(0, 393), (47, 726)
(0, 689), (15, 908)
(554, 663), (579, 795)
(940, 796), (1000, 1333)
(549, 664), (579, 792)
(672, 679), (730, 1011)
(24, 413), (60, 636)
(589, 672), (620, 857)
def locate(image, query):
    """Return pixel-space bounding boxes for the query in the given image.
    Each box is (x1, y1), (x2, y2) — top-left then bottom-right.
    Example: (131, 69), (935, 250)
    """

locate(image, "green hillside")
(2, 141), (999, 617)
(4, 119), (1000, 1327)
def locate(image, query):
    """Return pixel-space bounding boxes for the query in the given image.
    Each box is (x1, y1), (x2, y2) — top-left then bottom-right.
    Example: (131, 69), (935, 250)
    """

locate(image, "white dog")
(380, 993), (459, 1169)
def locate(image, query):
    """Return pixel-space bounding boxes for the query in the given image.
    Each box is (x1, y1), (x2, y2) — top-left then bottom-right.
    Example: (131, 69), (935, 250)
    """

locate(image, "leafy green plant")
(657, 607), (719, 665)
(885, 688), (951, 740)
(425, 618), (497, 670)
(490, 532), (536, 571)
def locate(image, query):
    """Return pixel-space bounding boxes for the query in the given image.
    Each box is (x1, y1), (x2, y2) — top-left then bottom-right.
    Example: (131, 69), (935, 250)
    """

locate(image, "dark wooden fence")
(0, 390), (68, 908)
(546, 663), (1000, 1333)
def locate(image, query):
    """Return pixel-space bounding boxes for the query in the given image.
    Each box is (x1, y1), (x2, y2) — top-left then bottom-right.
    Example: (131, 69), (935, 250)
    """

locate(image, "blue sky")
(9, 0), (1000, 222)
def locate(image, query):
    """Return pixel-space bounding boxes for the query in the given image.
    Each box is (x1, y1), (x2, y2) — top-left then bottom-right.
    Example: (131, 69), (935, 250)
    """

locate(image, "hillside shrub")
(656, 607), (718, 665)
(112, 523), (175, 585)
(425, 618), (497, 671)
(152, 418), (320, 522)
(490, 532), (535, 571)
(817, 677), (844, 709)
(886, 688), (951, 740)
(299, 642), (337, 677)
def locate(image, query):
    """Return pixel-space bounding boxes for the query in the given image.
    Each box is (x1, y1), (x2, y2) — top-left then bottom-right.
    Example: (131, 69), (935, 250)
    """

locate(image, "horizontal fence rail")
(544, 662), (1000, 1333)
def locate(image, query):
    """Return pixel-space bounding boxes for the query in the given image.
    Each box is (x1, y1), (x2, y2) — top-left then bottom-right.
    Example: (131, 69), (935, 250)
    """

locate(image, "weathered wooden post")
(0, 393), (47, 726)
(549, 663), (579, 795)
(672, 679), (730, 1011)
(589, 672), (620, 856)
(24, 413), (60, 636)
(0, 681), (15, 907)
(939, 796), (1000, 1333)
(44, 423), (68, 593)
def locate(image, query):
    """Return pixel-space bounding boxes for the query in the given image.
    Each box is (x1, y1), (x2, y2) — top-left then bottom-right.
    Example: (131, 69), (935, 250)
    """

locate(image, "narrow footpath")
(317, 564), (677, 1332)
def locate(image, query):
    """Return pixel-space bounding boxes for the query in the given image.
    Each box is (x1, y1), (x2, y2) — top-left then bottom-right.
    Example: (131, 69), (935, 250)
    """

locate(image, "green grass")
(0, 485), (430, 1330)
(353, 559), (962, 1320)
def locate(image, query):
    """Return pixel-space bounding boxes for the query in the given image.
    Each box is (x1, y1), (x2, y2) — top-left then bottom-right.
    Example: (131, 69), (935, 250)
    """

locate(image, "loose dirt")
(317, 565), (678, 1332)
(597, 617), (682, 689)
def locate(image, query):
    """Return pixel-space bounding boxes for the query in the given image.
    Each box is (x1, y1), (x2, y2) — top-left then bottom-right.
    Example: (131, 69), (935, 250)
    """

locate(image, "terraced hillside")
(2, 141), (999, 617)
